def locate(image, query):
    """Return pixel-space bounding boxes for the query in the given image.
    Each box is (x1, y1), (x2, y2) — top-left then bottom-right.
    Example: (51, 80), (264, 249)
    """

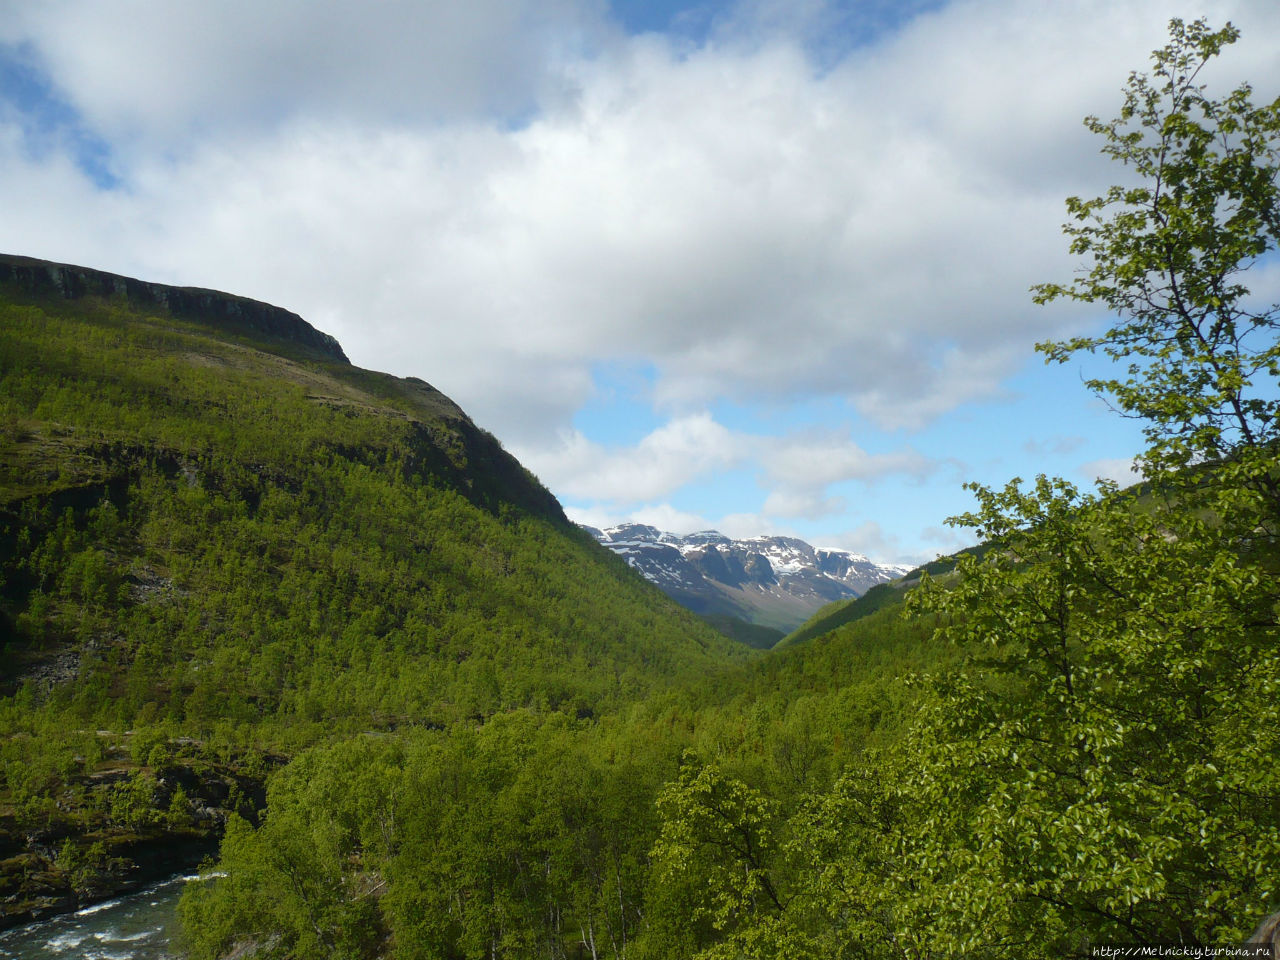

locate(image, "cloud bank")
(3, 0), (1278, 559)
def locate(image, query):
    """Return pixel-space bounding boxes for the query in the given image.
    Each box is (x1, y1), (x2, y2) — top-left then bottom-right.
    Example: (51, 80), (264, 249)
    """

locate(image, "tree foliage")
(653, 18), (1280, 958)
(897, 476), (1280, 951)
(1032, 18), (1280, 482)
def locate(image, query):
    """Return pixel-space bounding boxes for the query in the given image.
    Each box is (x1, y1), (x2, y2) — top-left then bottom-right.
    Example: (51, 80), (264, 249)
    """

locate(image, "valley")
(3, 236), (1276, 957)
(6, 27), (1280, 943)
(4, 3), (1280, 957)
(0, 256), (749, 942)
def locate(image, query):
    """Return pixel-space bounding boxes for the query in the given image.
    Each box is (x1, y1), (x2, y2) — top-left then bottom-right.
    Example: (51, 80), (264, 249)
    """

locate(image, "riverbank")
(0, 744), (275, 932)
(0, 872), (199, 959)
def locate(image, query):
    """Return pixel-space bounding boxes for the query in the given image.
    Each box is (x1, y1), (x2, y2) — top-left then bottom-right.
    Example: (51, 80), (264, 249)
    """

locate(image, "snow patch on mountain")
(582, 523), (910, 632)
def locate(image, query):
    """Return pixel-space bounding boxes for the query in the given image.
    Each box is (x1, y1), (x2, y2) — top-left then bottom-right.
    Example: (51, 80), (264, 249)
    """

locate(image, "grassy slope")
(776, 543), (991, 649)
(698, 612), (785, 649)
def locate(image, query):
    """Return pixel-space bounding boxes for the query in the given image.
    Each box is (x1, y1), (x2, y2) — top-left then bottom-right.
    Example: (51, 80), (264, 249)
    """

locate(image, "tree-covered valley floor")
(4, 19), (1280, 959)
(0, 256), (955, 955)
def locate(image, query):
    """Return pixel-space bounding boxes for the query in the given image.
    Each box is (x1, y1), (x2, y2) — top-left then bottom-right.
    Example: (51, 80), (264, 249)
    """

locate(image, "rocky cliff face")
(583, 523), (910, 632)
(0, 253), (348, 363)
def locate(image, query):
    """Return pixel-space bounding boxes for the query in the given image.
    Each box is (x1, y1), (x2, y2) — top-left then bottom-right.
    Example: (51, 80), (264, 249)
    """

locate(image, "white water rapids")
(0, 873), (204, 959)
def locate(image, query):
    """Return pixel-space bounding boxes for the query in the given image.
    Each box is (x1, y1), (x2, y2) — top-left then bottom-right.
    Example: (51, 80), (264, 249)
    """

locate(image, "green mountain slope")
(776, 543), (990, 649)
(171, 555), (952, 960)
(0, 256), (747, 925)
(698, 612), (785, 649)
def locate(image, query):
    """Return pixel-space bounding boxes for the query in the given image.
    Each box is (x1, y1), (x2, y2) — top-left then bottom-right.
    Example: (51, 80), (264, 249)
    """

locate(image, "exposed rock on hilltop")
(0, 253), (348, 363)
(583, 523), (910, 632)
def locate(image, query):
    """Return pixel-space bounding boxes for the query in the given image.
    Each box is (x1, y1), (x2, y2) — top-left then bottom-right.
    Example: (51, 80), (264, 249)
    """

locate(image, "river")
(0, 874), (195, 960)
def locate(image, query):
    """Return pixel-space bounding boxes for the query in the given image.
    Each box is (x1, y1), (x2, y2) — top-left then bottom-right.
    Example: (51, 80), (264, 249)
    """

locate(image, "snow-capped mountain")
(581, 523), (911, 632)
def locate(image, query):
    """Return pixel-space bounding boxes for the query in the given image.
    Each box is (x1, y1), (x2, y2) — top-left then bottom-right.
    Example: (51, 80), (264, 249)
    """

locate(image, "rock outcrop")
(0, 253), (348, 363)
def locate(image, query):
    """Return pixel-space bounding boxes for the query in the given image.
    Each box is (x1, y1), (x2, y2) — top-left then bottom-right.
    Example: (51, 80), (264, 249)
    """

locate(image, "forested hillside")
(0, 256), (748, 928)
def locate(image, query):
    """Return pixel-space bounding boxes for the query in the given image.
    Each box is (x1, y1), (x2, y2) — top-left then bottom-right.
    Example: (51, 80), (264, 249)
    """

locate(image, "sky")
(2, 0), (1278, 565)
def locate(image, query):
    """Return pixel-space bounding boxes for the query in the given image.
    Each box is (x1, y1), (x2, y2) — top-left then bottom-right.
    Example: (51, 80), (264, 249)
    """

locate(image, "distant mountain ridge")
(582, 523), (911, 632)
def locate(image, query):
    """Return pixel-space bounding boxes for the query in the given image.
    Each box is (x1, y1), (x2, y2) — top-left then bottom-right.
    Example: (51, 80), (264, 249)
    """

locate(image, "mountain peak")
(585, 524), (908, 632)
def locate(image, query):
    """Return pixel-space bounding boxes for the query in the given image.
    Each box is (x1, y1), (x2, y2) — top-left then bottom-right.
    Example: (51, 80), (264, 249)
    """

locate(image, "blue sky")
(2, 0), (1278, 563)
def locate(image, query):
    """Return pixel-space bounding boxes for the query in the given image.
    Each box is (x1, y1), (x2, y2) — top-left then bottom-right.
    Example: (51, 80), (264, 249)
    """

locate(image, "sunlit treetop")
(1034, 18), (1280, 481)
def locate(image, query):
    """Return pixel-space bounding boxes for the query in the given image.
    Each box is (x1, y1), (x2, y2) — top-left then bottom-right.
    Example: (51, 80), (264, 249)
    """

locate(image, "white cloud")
(565, 502), (715, 536)
(4, 0), (1280, 554)
(8, 1), (1280, 448)
(1024, 436), (1087, 457)
(763, 431), (934, 490)
(917, 523), (977, 557)
(714, 511), (789, 541)
(760, 489), (846, 520)
(822, 520), (901, 562)
(0, 0), (604, 144)
(516, 412), (744, 502)
(0, 126), (124, 262)
(524, 412), (936, 527)
(755, 429), (935, 519)
(1079, 457), (1143, 487)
